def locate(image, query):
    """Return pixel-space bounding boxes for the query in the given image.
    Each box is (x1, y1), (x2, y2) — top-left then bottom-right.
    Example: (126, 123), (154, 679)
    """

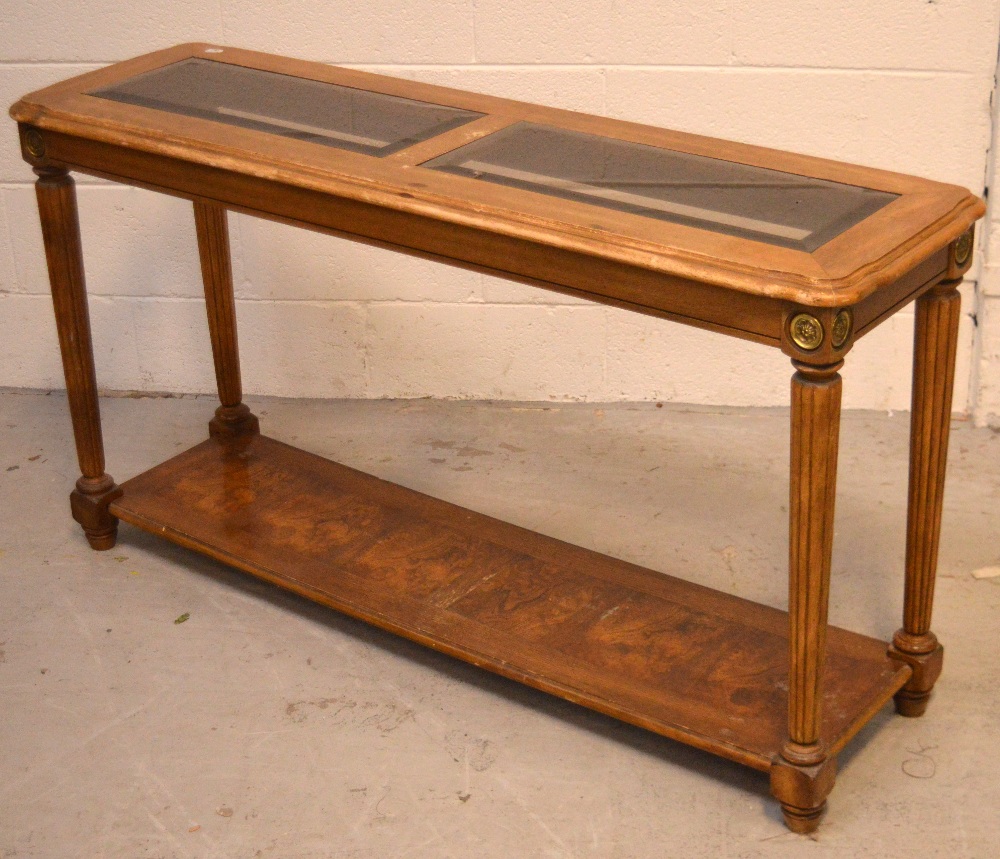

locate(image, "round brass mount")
(954, 230), (973, 267)
(24, 128), (45, 159)
(789, 313), (824, 351)
(831, 309), (852, 349)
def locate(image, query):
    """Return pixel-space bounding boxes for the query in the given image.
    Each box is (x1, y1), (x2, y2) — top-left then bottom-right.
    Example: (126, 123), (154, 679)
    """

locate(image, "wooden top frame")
(10, 43), (985, 356)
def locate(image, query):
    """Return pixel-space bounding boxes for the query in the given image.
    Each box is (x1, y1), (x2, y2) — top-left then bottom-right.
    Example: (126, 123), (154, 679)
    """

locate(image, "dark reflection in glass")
(424, 123), (897, 251)
(91, 58), (482, 157)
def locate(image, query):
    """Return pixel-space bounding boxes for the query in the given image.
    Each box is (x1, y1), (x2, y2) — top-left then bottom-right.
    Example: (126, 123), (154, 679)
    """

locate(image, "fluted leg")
(889, 280), (961, 716)
(772, 359), (842, 833)
(35, 167), (122, 549)
(194, 200), (259, 438)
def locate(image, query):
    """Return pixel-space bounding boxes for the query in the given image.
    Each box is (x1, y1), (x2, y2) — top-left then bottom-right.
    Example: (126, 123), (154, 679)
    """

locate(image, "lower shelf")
(110, 433), (910, 771)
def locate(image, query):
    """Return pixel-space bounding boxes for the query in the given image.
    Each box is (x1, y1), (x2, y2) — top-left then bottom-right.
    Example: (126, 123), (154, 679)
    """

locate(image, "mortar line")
(337, 64), (980, 76)
(1, 294), (611, 308)
(471, 0), (478, 65)
(0, 61), (984, 75)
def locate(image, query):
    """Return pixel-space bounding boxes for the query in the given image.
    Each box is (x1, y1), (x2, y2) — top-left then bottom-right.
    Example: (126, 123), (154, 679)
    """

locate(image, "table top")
(10, 43), (984, 311)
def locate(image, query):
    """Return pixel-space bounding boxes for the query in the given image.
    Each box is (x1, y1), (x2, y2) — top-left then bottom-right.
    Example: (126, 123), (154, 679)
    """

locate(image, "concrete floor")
(0, 390), (998, 858)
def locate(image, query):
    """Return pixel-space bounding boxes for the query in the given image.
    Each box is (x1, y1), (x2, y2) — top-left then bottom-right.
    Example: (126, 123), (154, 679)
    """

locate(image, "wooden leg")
(771, 359), (842, 833)
(35, 167), (122, 550)
(194, 200), (259, 438)
(888, 280), (960, 716)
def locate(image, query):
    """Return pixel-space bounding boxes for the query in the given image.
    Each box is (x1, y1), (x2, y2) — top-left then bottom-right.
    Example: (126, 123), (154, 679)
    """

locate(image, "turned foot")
(894, 689), (931, 717)
(771, 752), (837, 835)
(209, 403), (260, 438)
(888, 631), (944, 717)
(780, 801), (826, 834)
(69, 473), (123, 550)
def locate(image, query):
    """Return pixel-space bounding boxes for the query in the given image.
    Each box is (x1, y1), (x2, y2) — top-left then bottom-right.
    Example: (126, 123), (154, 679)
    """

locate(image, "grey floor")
(1, 390), (998, 859)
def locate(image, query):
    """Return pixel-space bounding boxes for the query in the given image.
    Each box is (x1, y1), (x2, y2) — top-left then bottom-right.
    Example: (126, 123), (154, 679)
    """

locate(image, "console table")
(10, 44), (984, 833)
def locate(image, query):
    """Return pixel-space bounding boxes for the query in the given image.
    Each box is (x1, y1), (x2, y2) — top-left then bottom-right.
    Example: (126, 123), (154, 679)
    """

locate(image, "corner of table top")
(802, 190), (985, 307)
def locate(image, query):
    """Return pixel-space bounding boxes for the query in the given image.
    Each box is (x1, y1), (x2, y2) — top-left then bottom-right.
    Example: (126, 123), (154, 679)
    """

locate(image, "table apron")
(39, 130), (949, 353)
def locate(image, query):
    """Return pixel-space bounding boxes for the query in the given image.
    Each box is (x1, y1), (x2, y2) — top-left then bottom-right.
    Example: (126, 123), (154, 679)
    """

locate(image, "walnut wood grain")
(109, 434), (909, 773)
(889, 279), (961, 715)
(777, 359), (843, 831)
(34, 166), (122, 549)
(193, 199), (259, 438)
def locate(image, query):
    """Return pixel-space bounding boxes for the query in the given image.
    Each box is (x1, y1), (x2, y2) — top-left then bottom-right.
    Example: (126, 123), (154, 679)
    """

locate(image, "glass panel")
(424, 123), (897, 251)
(90, 58), (482, 157)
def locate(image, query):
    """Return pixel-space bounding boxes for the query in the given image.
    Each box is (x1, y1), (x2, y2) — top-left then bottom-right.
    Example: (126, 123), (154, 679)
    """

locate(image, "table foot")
(771, 754), (836, 835)
(209, 403), (260, 438)
(780, 802), (826, 835)
(888, 634), (944, 717)
(70, 473), (123, 550)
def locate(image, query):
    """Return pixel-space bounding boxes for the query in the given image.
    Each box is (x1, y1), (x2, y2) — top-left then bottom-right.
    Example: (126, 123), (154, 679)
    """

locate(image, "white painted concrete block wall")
(975, 37), (1000, 427)
(2, 2), (999, 416)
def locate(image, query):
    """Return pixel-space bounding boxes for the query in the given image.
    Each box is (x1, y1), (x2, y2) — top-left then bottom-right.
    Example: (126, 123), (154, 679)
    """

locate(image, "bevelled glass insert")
(90, 58), (483, 157)
(424, 123), (898, 251)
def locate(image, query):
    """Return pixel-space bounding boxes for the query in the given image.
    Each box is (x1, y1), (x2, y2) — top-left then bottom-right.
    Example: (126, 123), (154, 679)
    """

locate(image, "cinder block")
(956, 282), (976, 413)
(0, 292), (370, 398)
(602, 309), (789, 405)
(366, 66), (606, 113)
(367, 304), (605, 399)
(72, 296), (368, 397)
(0, 294), (64, 388)
(0, 193), (16, 294)
(0, 293), (148, 391)
(840, 313), (914, 412)
(974, 294), (1000, 425)
(0, 65), (103, 182)
(605, 69), (991, 190)
(473, 0), (731, 65)
(980, 262), (1000, 299)
(840, 282), (975, 413)
(985, 162), (1000, 263)
(4, 186), (202, 297)
(123, 297), (215, 394)
(473, 0), (996, 71)
(730, 0), (998, 73)
(1, 5), (222, 62)
(221, 0), (474, 64)
(479, 271), (591, 305)
(987, 227), (1000, 272)
(238, 300), (368, 398)
(231, 213), (482, 303)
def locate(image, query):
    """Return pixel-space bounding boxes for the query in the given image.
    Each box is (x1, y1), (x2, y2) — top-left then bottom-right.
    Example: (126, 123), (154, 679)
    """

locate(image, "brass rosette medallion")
(24, 128), (45, 159)
(789, 313), (823, 351)
(831, 310), (852, 349)
(954, 229), (973, 267)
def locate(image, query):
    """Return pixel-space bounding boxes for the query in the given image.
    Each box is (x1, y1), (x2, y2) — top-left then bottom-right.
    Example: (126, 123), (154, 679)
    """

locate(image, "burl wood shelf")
(11, 43), (985, 833)
(111, 433), (910, 772)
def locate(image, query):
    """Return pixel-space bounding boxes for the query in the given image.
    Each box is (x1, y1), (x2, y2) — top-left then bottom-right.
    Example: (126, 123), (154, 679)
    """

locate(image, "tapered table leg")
(771, 359), (842, 834)
(194, 200), (259, 438)
(888, 279), (961, 715)
(35, 166), (121, 549)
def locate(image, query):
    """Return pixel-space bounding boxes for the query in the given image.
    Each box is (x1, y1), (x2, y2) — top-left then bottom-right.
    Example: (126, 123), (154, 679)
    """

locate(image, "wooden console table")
(10, 44), (984, 833)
